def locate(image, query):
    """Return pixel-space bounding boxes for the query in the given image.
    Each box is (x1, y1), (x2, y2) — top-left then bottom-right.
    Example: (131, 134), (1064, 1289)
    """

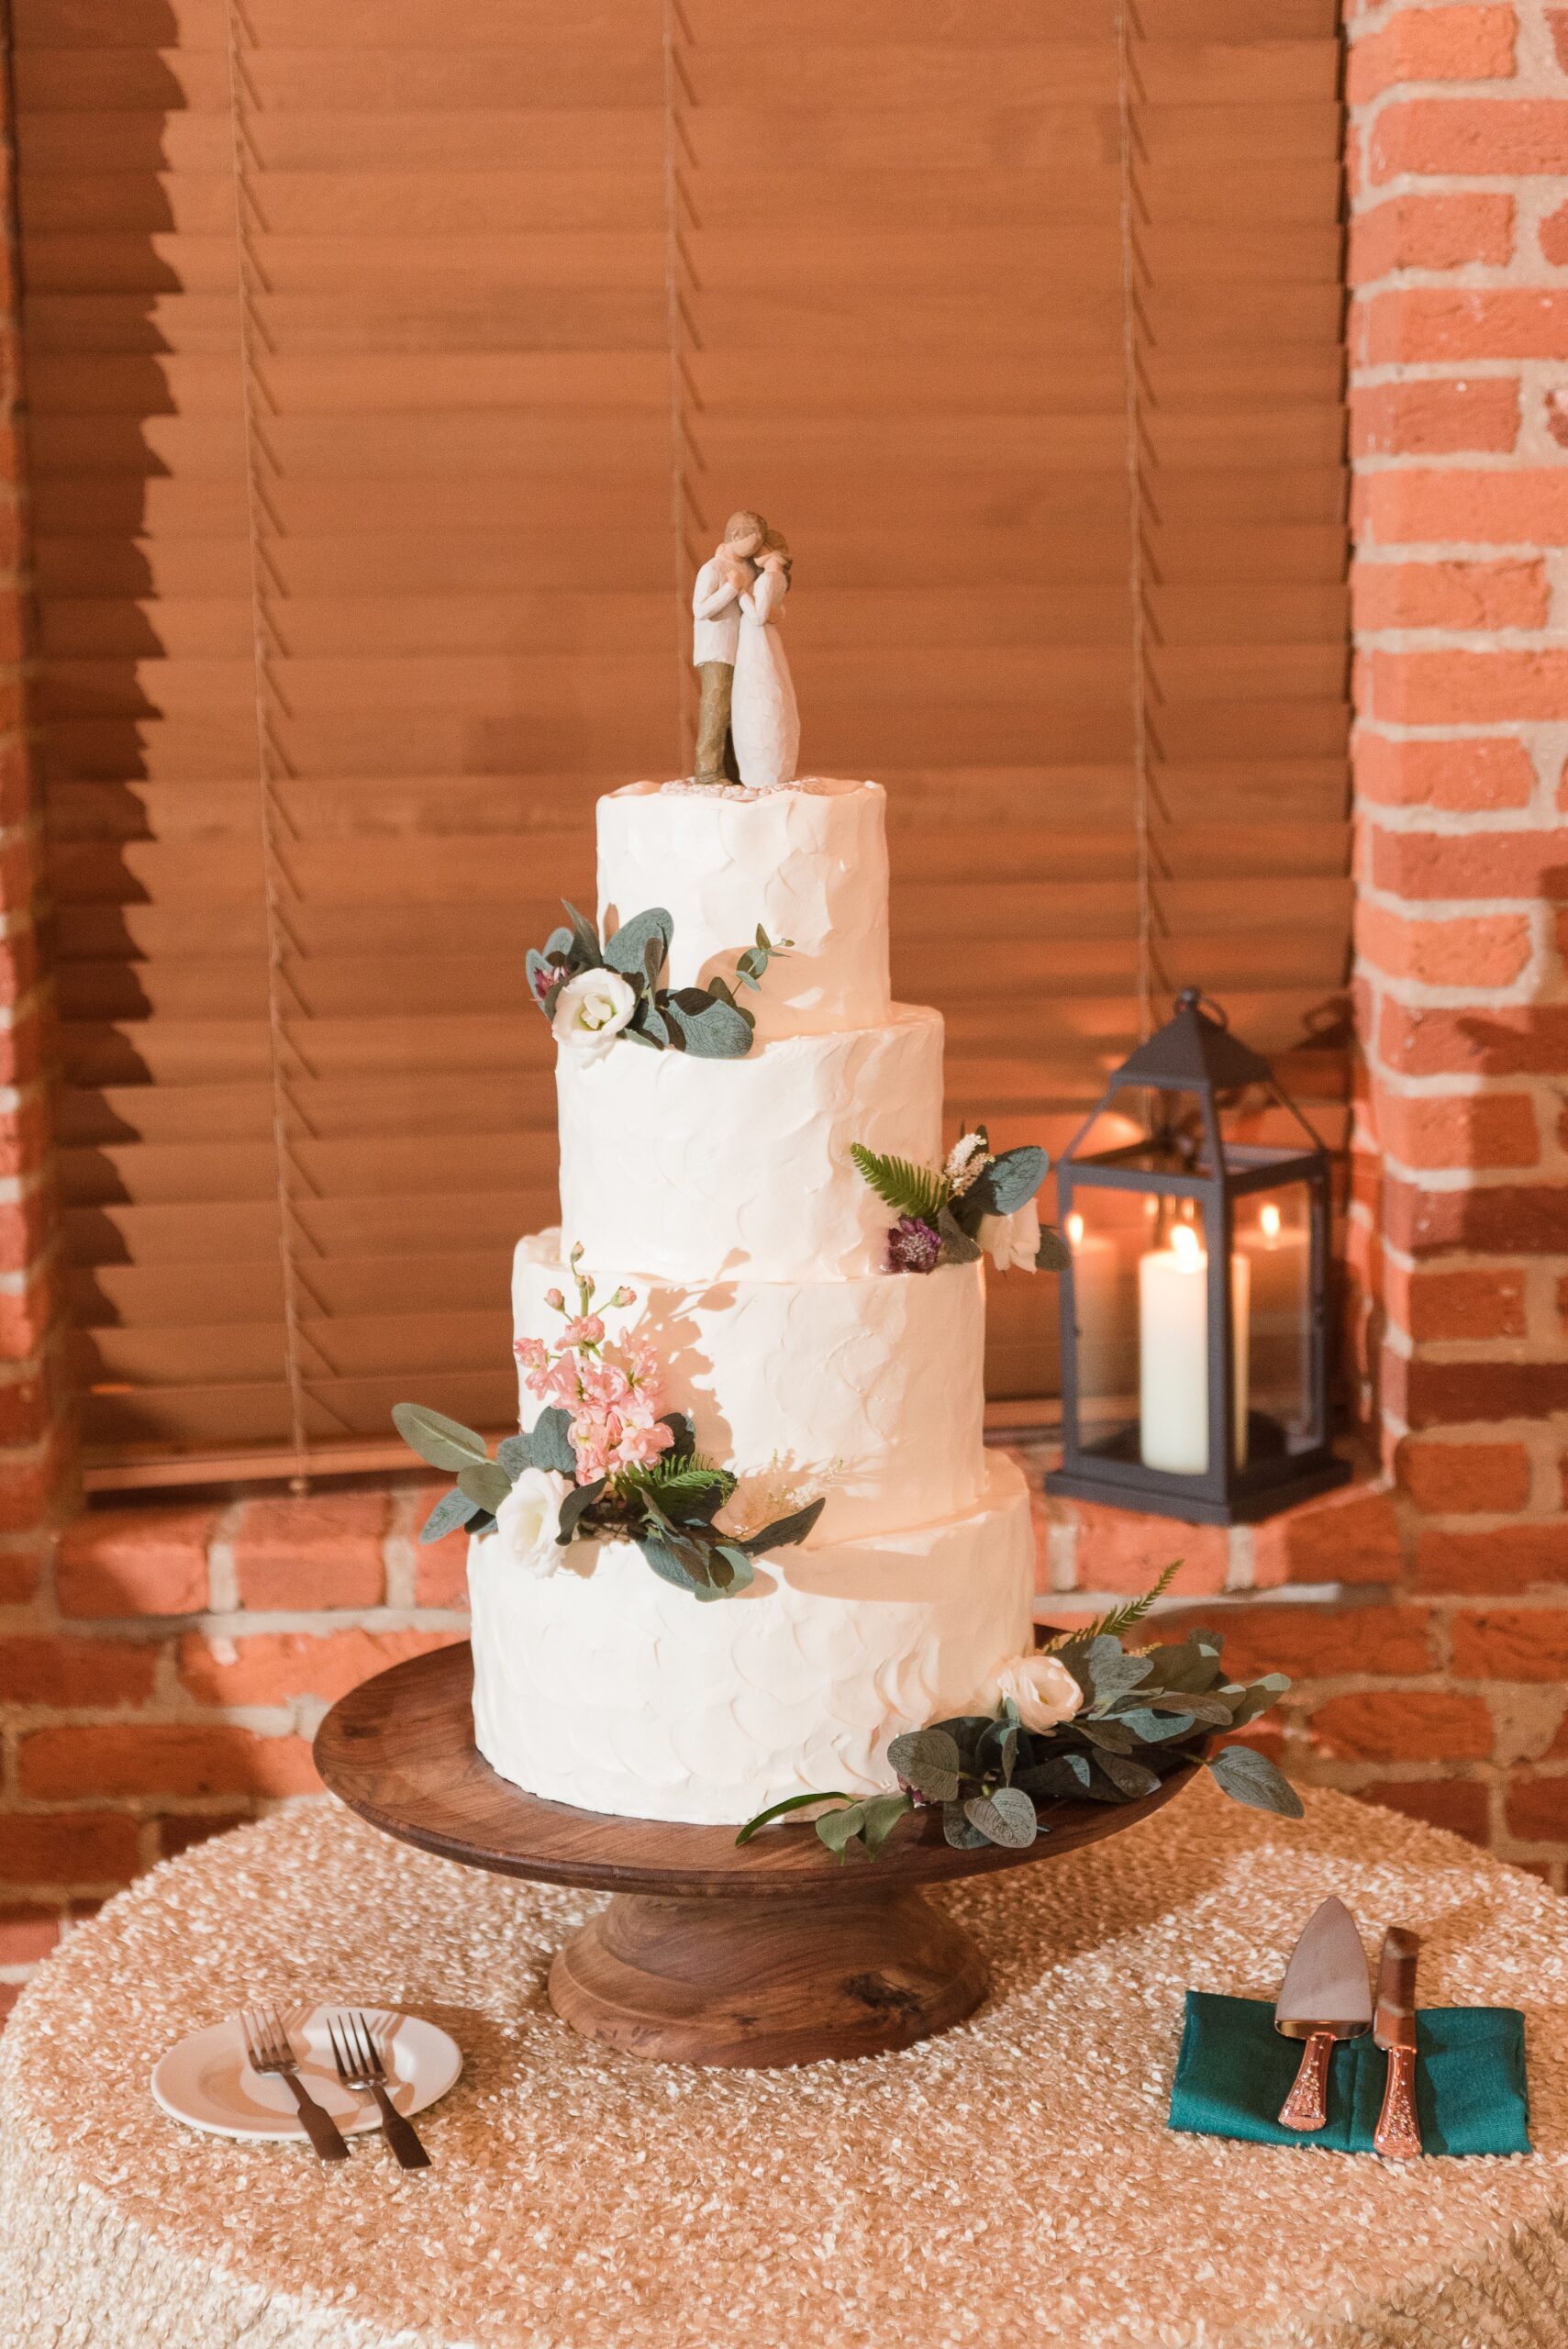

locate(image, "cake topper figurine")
(691, 509), (798, 791)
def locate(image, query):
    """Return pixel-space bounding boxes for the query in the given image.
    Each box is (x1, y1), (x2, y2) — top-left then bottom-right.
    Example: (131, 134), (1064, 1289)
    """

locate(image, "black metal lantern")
(1045, 989), (1350, 1527)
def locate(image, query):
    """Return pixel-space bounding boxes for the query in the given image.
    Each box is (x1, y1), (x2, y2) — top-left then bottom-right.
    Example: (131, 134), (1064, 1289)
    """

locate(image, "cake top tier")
(596, 777), (891, 1041)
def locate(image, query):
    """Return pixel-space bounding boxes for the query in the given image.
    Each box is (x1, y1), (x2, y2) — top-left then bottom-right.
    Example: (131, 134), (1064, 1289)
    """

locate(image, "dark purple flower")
(887, 1216), (941, 1275)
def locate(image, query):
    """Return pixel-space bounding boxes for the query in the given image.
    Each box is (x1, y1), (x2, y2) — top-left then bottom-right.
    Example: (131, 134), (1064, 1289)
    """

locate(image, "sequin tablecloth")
(3, 1784), (1567, 2349)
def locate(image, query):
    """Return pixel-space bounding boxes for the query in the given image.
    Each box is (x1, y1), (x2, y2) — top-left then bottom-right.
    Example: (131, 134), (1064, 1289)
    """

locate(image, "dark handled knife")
(1373, 1926), (1423, 2160)
(1273, 1896), (1373, 2131)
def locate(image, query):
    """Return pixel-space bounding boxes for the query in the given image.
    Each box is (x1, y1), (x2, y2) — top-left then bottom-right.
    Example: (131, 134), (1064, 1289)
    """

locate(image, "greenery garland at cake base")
(737, 1567), (1301, 1859)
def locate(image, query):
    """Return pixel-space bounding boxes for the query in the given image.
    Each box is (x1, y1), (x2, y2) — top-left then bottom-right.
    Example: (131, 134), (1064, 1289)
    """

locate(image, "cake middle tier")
(556, 1003), (943, 1283)
(514, 1231), (986, 1543)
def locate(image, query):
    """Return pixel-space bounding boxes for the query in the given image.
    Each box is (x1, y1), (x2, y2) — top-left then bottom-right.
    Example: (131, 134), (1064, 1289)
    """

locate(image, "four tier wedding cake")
(462, 774), (1049, 1825)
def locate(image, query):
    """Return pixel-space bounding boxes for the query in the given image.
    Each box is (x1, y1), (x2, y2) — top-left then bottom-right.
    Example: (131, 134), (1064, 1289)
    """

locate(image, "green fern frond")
(850, 1143), (950, 1222)
(617, 1455), (735, 1508)
(1046, 1558), (1183, 1650)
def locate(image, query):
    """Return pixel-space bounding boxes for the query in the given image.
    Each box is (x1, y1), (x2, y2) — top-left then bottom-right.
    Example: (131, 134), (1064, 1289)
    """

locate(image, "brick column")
(1348, 2), (1568, 1866)
(0, 15), (77, 2017)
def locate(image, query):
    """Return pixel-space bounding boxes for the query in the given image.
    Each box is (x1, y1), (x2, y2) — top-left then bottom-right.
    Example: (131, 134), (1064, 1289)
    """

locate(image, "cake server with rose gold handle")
(1373, 1927), (1424, 2159)
(1273, 1896), (1373, 2131)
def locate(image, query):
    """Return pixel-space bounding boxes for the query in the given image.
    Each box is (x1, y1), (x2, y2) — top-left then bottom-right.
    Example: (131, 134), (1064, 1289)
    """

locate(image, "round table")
(2, 1785), (1565, 2349)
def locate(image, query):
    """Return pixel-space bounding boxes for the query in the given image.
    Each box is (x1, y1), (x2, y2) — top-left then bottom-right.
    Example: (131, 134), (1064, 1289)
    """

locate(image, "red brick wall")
(7, 0), (1568, 2022)
(1340, 0), (1568, 1878)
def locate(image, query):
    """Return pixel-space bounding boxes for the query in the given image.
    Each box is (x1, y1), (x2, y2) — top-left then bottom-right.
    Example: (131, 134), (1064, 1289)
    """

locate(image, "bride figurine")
(730, 530), (798, 791)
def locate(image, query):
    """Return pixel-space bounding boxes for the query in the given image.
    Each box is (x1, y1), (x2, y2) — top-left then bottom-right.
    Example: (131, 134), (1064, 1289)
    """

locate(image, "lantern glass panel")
(1063, 1186), (1143, 1453)
(1236, 1182), (1318, 1457)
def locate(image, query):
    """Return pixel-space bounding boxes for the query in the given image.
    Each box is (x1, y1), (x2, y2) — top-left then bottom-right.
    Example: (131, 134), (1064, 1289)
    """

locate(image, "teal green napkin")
(1169, 1991), (1531, 2156)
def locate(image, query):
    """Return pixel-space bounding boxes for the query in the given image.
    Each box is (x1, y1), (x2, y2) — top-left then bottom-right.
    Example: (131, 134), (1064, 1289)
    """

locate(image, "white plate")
(151, 2005), (462, 2141)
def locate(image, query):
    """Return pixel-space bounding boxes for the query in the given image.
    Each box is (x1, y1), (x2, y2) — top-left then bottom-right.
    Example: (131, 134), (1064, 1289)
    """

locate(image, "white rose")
(552, 969), (638, 1058)
(989, 1651), (1083, 1733)
(493, 1466), (573, 1576)
(978, 1200), (1040, 1274)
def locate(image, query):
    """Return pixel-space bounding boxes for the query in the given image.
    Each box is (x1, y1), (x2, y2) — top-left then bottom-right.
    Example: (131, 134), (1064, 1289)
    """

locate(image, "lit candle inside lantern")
(1138, 1219), (1251, 1475)
(1066, 1210), (1131, 1412)
(1240, 1198), (1311, 1426)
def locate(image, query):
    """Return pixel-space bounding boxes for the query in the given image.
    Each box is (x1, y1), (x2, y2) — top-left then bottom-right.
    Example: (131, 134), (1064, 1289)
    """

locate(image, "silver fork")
(328, 2010), (431, 2170)
(241, 2006), (350, 2163)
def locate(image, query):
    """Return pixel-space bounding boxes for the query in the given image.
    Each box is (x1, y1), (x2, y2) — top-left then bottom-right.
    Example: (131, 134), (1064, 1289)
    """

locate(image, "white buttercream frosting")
(598, 778), (890, 1042)
(514, 1231), (987, 1545)
(468, 1453), (1036, 1825)
(556, 1005), (943, 1284)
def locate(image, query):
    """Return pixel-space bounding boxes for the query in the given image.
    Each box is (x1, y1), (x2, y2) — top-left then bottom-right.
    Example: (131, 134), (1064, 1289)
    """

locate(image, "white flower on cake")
(494, 1467), (573, 1576)
(988, 1650), (1083, 1732)
(978, 1200), (1041, 1275)
(551, 969), (638, 1058)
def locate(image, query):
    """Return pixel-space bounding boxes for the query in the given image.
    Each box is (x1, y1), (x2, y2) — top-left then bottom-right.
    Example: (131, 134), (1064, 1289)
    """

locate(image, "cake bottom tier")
(468, 1453), (1035, 1826)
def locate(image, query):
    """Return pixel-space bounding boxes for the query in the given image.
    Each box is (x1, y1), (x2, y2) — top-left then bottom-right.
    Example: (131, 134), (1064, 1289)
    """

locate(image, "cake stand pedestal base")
(314, 1642), (1201, 2070)
(550, 1886), (987, 2066)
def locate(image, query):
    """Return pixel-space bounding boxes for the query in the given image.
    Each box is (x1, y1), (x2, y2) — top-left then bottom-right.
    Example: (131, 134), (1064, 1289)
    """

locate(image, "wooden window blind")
(13, 0), (1349, 1482)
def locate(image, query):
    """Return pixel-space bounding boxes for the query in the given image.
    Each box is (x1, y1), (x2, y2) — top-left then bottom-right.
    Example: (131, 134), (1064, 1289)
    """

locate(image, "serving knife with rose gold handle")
(1373, 1926), (1423, 2159)
(1274, 1897), (1373, 2131)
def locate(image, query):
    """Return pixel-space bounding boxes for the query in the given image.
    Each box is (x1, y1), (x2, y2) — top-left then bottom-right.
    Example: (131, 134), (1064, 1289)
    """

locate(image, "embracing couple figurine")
(691, 509), (798, 791)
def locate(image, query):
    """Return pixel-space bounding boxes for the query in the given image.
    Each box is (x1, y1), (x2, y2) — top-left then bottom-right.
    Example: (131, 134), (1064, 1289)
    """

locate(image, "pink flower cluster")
(513, 1252), (674, 1487)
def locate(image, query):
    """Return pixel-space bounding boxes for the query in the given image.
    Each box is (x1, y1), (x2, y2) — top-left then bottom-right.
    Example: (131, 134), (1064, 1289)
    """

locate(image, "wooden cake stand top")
(314, 1640), (1200, 1900)
(315, 1642), (1205, 2068)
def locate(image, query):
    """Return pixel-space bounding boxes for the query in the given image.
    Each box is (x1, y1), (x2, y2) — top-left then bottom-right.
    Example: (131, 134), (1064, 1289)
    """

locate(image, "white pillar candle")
(1138, 1220), (1251, 1475)
(1239, 1200), (1310, 1419)
(1067, 1210), (1136, 1412)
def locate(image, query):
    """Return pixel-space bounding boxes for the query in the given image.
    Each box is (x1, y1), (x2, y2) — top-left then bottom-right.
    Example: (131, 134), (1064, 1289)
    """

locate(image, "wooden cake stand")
(314, 1642), (1203, 2070)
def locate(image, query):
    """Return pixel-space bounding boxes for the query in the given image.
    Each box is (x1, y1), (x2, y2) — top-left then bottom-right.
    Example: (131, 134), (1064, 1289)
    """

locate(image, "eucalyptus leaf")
(1084, 1636), (1155, 1698)
(734, 1789), (852, 1845)
(966, 1145), (1048, 1220)
(1017, 1751), (1094, 1798)
(1090, 1748), (1162, 1798)
(708, 1542), (757, 1598)
(817, 1802), (870, 1857)
(631, 997), (670, 1048)
(1074, 1715), (1136, 1754)
(457, 1460), (512, 1513)
(1146, 1636), (1228, 1696)
(935, 1207), (984, 1264)
(526, 949), (561, 1008)
(603, 905), (673, 985)
(528, 1407), (577, 1475)
(1138, 1690), (1235, 1729)
(741, 1497), (825, 1555)
(496, 1431), (532, 1480)
(419, 1486), (480, 1544)
(543, 925), (575, 962)
(1118, 1705), (1198, 1743)
(1224, 1674), (1291, 1728)
(392, 1401), (492, 1474)
(963, 1787), (1039, 1849)
(663, 988), (755, 1058)
(942, 1800), (990, 1850)
(886, 1727), (962, 1802)
(637, 1531), (706, 1597)
(556, 1476), (607, 1543)
(561, 898), (601, 965)
(1035, 1223), (1073, 1273)
(858, 1792), (916, 1855)
(1207, 1743), (1305, 1819)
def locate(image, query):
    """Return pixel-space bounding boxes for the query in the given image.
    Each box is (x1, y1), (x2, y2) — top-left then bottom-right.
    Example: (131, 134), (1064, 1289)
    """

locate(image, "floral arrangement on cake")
(395, 1249), (823, 1603)
(528, 898), (789, 1061)
(851, 1127), (1071, 1275)
(737, 1567), (1300, 1857)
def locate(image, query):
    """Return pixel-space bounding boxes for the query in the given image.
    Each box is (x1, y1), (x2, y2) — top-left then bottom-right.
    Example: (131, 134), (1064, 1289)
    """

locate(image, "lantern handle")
(1176, 986), (1229, 1029)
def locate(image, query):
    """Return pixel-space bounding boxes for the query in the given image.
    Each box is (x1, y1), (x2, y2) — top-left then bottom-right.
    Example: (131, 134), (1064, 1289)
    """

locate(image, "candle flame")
(1260, 1201), (1281, 1240)
(1066, 1211), (1084, 1248)
(1171, 1221), (1204, 1270)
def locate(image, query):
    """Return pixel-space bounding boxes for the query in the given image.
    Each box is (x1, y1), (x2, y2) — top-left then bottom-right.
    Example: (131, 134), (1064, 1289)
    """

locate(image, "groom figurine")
(691, 509), (767, 786)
